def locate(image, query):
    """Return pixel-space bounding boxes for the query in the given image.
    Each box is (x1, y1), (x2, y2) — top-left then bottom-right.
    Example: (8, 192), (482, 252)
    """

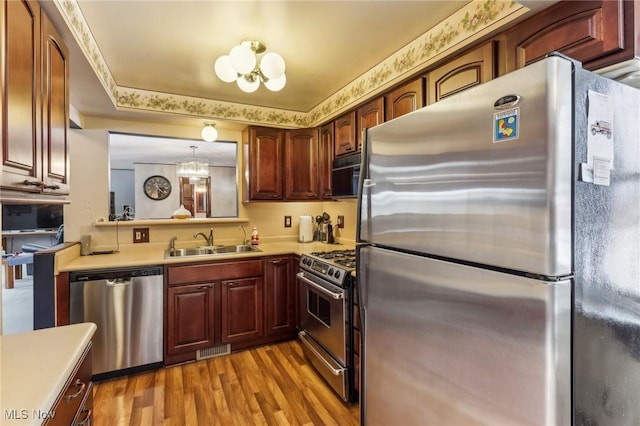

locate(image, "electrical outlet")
(284, 215), (292, 228)
(337, 215), (345, 228)
(133, 227), (149, 243)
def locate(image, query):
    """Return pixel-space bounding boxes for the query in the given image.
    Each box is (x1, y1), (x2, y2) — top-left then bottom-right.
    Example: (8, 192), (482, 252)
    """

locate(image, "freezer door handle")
(362, 178), (376, 187)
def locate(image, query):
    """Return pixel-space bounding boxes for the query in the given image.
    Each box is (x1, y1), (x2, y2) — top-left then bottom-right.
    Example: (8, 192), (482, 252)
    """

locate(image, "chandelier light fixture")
(201, 122), (218, 142)
(214, 40), (286, 93)
(177, 145), (209, 180)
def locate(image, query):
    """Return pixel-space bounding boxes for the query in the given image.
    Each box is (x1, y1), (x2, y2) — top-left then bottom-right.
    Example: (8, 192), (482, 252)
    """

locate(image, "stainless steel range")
(298, 249), (356, 402)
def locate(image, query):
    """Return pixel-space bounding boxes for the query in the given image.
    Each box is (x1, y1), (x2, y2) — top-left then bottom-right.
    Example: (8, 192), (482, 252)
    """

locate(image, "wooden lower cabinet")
(45, 345), (93, 425)
(221, 277), (264, 343)
(165, 257), (298, 365)
(166, 283), (216, 355)
(264, 256), (296, 337)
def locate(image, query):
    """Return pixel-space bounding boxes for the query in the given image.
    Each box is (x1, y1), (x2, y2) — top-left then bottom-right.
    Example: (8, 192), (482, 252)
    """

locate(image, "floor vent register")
(197, 344), (231, 360)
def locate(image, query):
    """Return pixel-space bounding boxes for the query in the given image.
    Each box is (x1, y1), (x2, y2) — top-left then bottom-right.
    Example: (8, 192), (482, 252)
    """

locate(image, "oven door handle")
(297, 272), (344, 300)
(299, 331), (344, 376)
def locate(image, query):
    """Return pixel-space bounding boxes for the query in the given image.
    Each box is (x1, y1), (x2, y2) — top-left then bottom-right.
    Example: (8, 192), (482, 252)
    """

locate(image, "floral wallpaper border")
(53, 0), (527, 129)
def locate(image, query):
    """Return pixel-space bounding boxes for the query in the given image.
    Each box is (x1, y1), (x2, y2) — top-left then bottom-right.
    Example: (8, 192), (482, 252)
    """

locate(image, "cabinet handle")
(75, 408), (92, 426)
(22, 179), (44, 188)
(65, 379), (86, 403)
(226, 282), (237, 287)
(270, 259), (286, 265)
(43, 184), (60, 190)
(197, 284), (213, 289)
(271, 194), (279, 198)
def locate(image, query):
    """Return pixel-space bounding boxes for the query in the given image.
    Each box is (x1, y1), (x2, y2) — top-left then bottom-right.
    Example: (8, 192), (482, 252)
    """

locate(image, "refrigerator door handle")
(362, 179), (376, 187)
(357, 130), (371, 242)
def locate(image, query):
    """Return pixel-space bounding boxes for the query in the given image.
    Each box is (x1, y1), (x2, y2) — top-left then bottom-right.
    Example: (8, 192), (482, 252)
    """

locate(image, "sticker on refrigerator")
(581, 90), (614, 186)
(493, 108), (519, 143)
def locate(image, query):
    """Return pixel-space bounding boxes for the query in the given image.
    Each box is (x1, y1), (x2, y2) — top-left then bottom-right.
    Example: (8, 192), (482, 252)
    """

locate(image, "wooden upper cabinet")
(427, 41), (495, 104)
(318, 122), (334, 199)
(501, 0), (637, 73)
(334, 111), (357, 157)
(244, 126), (284, 200)
(1, 1), (70, 197)
(284, 128), (319, 200)
(41, 12), (70, 195)
(1, 0), (41, 194)
(356, 96), (384, 149)
(385, 77), (425, 121)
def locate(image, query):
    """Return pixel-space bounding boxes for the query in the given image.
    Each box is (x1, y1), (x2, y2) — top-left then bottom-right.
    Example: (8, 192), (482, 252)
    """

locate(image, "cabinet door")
(246, 126), (284, 200)
(264, 256), (296, 336)
(318, 123), (334, 199)
(356, 96), (385, 149)
(334, 111), (357, 157)
(221, 277), (264, 343)
(41, 13), (70, 195)
(1, 0), (42, 193)
(284, 128), (319, 200)
(166, 283), (216, 355)
(385, 77), (425, 121)
(427, 41), (495, 104)
(502, 0), (635, 73)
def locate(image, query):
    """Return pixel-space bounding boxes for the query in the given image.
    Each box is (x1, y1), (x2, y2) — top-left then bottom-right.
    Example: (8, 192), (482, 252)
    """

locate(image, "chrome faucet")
(194, 228), (214, 246)
(239, 225), (249, 246)
(169, 236), (178, 251)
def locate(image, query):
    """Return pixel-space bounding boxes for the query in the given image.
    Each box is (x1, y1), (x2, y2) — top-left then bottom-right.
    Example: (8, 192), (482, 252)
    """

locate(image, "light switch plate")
(284, 216), (292, 228)
(337, 215), (345, 228)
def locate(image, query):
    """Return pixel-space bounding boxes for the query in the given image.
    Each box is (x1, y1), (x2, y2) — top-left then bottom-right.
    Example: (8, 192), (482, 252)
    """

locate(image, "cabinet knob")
(43, 183), (60, 190)
(22, 179), (44, 188)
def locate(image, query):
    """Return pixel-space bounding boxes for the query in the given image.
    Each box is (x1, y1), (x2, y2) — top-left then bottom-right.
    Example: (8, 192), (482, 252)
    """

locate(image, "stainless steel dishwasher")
(69, 265), (163, 378)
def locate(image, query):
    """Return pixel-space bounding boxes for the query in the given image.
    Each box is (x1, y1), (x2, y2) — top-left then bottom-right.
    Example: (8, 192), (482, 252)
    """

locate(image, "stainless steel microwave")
(331, 153), (360, 198)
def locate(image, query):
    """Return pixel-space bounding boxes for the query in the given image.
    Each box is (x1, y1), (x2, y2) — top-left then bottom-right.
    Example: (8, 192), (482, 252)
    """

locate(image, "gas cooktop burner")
(310, 249), (356, 260)
(300, 249), (357, 287)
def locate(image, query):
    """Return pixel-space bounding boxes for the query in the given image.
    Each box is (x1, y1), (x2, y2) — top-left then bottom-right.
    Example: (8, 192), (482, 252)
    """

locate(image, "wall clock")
(143, 175), (172, 200)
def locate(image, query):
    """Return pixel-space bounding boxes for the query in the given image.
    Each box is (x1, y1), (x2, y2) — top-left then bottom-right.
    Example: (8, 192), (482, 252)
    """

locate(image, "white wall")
(134, 163), (180, 219)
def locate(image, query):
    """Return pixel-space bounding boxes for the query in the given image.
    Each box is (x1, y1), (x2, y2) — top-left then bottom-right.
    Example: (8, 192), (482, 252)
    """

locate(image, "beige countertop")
(0, 323), (97, 425)
(56, 238), (356, 272)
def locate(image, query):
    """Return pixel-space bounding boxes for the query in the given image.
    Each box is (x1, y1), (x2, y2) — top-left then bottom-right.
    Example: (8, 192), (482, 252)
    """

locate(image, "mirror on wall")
(109, 132), (238, 220)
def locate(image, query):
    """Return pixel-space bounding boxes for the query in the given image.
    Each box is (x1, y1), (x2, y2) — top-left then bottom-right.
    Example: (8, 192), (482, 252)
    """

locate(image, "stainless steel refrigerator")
(357, 55), (640, 425)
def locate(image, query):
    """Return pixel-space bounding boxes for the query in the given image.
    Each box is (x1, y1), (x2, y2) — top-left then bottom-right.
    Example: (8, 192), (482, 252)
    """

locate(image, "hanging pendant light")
(177, 145), (209, 180)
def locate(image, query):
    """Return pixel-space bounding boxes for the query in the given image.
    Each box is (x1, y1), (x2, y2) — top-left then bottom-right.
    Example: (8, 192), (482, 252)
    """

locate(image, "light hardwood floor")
(92, 340), (360, 425)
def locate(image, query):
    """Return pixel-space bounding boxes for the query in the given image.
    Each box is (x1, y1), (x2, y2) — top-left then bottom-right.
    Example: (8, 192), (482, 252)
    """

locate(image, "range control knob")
(334, 270), (341, 279)
(328, 267), (334, 276)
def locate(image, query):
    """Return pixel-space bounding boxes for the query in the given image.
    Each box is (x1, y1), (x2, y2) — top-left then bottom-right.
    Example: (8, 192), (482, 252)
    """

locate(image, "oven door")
(298, 271), (347, 364)
(297, 271), (349, 401)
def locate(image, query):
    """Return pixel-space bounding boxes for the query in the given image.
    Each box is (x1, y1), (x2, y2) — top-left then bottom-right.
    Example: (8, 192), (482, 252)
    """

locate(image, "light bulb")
(260, 52), (285, 79)
(214, 56), (237, 83)
(264, 73), (286, 91)
(229, 44), (256, 74)
(237, 76), (260, 93)
(201, 124), (218, 142)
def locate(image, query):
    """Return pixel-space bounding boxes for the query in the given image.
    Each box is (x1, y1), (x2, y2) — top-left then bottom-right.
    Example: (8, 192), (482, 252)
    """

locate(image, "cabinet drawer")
(167, 259), (263, 285)
(45, 345), (92, 426)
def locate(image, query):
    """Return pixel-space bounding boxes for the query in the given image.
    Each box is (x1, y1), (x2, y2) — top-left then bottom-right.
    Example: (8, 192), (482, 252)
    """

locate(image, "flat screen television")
(2, 204), (63, 232)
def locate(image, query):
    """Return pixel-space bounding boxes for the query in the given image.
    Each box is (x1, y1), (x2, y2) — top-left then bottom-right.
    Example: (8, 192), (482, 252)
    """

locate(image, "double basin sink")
(165, 244), (261, 258)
